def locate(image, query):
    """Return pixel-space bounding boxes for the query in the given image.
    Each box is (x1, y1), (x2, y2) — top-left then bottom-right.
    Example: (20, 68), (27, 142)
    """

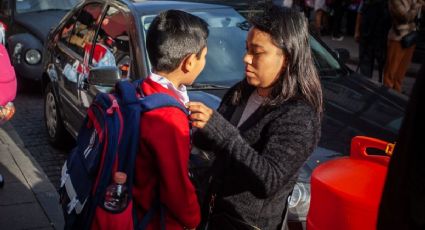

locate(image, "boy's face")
(187, 46), (208, 85)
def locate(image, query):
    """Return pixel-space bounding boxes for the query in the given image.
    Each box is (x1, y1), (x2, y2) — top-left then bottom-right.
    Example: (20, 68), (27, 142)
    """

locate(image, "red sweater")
(132, 78), (200, 229)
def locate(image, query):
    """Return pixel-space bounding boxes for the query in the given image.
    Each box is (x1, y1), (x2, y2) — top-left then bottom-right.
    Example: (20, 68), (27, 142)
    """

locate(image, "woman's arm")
(188, 101), (320, 198)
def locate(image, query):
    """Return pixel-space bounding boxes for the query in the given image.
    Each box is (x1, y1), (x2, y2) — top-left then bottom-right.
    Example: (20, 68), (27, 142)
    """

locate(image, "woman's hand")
(186, 101), (213, 129)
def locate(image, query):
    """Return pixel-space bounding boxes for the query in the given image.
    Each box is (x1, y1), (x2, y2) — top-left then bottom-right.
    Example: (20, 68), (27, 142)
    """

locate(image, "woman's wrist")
(202, 111), (238, 147)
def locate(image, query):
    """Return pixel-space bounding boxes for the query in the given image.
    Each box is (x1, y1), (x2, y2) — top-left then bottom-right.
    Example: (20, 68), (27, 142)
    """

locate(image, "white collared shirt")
(149, 73), (189, 105)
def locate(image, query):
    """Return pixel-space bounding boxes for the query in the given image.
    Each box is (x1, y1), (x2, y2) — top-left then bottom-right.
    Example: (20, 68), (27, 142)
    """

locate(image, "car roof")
(127, 0), (232, 14)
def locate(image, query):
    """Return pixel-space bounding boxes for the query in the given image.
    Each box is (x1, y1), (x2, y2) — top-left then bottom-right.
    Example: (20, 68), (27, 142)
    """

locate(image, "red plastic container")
(307, 136), (391, 230)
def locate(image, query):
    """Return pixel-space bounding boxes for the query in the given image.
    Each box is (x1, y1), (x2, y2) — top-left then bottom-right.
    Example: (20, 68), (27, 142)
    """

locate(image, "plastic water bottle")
(103, 172), (128, 211)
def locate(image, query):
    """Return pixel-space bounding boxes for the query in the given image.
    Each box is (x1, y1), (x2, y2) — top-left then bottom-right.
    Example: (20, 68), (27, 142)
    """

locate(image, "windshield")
(141, 8), (247, 86)
(309, 35), (346, 78)
(16, 0), (80, 14)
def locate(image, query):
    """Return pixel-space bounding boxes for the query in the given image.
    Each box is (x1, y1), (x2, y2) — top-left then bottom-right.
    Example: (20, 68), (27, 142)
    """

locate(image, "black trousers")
(357, 2), (390, 80)
(358, 38), (386, 80)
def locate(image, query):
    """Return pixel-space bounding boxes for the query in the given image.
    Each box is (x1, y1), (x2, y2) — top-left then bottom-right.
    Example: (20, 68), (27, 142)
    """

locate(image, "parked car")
(42, 0), (408, 229)
(0, 0), (80, 85)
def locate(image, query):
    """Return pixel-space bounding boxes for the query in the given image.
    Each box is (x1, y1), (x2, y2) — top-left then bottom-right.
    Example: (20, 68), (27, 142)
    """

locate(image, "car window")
(60, 12), (78, 45)
(309, 36), (346, 77)
(141, 8), (247, 86)
(92, 6), (131, 79)
(15, 0), (81, 14)
(67, 3), (103, 57)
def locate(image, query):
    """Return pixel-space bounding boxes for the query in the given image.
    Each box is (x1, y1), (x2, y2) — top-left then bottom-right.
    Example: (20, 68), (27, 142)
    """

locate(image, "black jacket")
(377, 61), (425, 230)
(194, 83), (321, 229)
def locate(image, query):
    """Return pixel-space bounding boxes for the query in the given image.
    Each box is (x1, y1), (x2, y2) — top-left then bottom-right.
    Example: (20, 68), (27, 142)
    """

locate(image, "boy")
(132, 10), (208, 230)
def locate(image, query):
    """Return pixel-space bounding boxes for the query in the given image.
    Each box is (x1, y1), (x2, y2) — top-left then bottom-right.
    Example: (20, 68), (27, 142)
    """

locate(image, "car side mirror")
(334, 48), (350, 64)
(87, 66), (120, 87)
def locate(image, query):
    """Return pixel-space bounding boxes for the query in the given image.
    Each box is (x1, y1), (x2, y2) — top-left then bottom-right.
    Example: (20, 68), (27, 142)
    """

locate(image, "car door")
(80, 4), (132, 110)
(54, 2), (104, 131)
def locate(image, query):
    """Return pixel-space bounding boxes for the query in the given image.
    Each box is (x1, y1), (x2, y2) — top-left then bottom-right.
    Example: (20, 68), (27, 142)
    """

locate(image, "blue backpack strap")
(114, 80), (142, 185)
(83, 93), (123, 230)
(115, 80), (140, 104)
(140, 93), (188, 115)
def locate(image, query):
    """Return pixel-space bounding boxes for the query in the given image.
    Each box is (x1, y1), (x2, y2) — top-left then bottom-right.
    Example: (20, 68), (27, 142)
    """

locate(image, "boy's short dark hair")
(146, 10), (209, 73)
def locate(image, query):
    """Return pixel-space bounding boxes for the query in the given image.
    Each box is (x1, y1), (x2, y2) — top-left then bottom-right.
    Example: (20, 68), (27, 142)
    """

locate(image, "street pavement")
(0, 35), (420, 229)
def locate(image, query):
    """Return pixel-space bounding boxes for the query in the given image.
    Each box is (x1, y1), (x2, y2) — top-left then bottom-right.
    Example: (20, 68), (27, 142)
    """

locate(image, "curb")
(0, 122), (64, 229)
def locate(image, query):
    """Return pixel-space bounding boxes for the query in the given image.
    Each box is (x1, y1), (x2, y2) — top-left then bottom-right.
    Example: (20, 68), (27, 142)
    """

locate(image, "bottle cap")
(114, 172), (127, 184)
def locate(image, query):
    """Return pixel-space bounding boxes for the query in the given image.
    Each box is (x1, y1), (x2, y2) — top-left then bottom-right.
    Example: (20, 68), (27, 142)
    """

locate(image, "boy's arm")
(143, 107), (200, 229)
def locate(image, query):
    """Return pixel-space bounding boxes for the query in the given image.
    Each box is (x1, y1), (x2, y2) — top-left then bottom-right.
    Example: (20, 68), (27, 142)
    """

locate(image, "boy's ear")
(182, 53), (197, 73)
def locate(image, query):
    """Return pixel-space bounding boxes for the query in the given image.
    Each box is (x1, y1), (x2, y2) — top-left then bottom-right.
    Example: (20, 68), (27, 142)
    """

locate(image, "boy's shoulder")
(140, 107), (190, 140)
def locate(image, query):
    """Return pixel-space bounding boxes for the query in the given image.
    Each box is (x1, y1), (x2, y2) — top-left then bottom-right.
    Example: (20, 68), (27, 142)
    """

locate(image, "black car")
(42, 0), (407, 229)
(0, 0), (80, 83)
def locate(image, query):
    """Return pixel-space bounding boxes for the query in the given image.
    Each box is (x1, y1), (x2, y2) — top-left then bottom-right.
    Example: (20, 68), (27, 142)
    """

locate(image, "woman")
(187, 6), (322, 230)
(383, 0), (423, 92)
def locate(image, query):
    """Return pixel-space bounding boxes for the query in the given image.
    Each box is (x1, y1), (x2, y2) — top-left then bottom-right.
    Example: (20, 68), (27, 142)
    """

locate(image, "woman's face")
(244, 27), (286, 95)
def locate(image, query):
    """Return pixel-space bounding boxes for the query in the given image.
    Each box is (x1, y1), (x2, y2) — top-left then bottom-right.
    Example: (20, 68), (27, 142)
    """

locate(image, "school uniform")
(133, 75), (200, 230)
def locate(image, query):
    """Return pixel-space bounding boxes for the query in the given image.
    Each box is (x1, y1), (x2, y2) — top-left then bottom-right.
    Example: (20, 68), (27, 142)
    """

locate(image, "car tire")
(44, 82), (67, 147)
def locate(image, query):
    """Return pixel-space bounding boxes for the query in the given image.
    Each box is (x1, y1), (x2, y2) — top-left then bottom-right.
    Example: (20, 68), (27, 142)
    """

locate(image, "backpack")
(59, 80), (188, 229)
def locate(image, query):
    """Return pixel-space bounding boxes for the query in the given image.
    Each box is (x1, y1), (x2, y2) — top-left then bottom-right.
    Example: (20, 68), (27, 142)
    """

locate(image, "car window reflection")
(67, 3), (103, 57)
(93, 6), (131, 79)
(141, 8), (247, 86)
(16, 0), (81, 14)
(310, 36), (345, 78)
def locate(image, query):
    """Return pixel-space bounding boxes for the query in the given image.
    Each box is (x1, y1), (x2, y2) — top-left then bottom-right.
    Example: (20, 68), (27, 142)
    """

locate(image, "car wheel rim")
(45, 92), (58, 138)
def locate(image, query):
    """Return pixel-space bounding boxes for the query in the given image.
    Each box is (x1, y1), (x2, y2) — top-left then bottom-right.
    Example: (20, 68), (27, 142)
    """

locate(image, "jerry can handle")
(350, 136), (392, 165)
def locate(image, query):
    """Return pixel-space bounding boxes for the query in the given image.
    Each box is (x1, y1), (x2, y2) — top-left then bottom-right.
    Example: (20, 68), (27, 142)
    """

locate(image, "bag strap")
(140, 93), (188, 115)
(114, 80), (141, 179)
(84, 93), (124, 230)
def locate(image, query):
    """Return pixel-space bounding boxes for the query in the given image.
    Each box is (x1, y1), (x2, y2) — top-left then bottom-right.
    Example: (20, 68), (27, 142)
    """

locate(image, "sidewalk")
(0, 122), (64, 229)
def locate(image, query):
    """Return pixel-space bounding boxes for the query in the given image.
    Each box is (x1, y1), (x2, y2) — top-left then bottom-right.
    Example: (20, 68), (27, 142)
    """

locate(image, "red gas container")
(307, 136), (393, 230)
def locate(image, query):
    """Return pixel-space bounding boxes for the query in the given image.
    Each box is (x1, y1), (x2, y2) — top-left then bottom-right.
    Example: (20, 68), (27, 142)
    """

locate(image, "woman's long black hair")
(233, 5), (323, 115)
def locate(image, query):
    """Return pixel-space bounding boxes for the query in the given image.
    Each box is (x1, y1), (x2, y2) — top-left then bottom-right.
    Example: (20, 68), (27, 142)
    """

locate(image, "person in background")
(314, 0), (330, 35)
(377, 60), (425, 230)
(0, 22), (17, 188)
(0, 26), (16, 125)
(327, 0), (348, 41)
(187, 5), (322, 229)
(303, 0), (316, 19)
(383, 0), (424, 92)
(354, 0), (391, 80)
